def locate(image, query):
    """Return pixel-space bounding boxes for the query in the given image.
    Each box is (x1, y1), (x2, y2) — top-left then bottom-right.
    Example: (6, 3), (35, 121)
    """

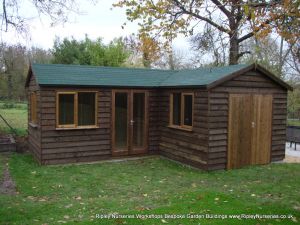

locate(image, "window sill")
(29, 122), (38, 128)
(168, 125), (193, 132)
(56, 126), (99, 131)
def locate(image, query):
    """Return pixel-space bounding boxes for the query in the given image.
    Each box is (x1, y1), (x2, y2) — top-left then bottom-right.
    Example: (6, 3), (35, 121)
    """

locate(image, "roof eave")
(39, 84), (207, 89)
(25, 64), (33, 88)
(254, 64), (293, 91)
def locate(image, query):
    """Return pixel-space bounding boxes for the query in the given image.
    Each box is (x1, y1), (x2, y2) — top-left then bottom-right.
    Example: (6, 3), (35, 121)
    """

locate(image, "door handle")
(251, 121), (255, 128)
(130, 120), (135, 125)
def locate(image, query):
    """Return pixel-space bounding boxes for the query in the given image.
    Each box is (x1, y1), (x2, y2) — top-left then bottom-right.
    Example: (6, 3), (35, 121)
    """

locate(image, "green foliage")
(0, 101), (27, 109)
(0, 44), (52, 101)
(288, 119), (300, 126)
(52, 35), (130, 67)
(288, 88), (300, 119)
(0, 104), (27, 136)
(0, 154), (299, 224)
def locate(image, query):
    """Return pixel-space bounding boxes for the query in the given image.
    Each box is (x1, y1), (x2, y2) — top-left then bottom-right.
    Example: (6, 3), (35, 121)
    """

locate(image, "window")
(56, 92), (97, 128)
(30, 92), (37, 124)
(170, 92), (193, 129)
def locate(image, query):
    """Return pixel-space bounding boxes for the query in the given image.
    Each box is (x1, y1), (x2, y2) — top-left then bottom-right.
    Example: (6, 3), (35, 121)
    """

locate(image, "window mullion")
(74, 92), (78, 128)
(180, 93), (184, 127)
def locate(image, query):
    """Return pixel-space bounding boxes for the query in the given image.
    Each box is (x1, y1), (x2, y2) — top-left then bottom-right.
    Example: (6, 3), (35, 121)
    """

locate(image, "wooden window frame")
(56, 91), (98, 129)
(30, 91), (37, 125)
(169, 92), (194, 131)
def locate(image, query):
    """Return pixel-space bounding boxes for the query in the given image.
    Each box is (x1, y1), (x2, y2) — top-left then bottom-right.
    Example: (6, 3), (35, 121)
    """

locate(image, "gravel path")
(284, 142), (300, 163)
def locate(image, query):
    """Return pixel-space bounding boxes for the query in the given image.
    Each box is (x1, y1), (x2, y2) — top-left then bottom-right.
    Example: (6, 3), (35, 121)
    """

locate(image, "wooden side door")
(227, 94), (272, 169)
(227, 94), (252, 169)
(251, 95), (272, 165)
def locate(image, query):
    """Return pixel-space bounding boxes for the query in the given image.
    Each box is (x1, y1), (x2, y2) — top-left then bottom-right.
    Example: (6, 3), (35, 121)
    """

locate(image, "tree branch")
(238, 32), (254, 43)
(210, 0), (231, 19)
(238, 51), (251, 58)
(172, 0), (230, 34)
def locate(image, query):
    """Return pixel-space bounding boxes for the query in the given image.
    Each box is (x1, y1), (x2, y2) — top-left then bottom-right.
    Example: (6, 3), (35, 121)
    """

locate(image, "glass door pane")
(132, 93), (145, 148)
(115, 92), (128, 149)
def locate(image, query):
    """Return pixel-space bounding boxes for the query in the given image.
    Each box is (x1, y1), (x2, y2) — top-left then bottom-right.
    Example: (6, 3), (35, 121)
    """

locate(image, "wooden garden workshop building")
(25, 63), (292, 170)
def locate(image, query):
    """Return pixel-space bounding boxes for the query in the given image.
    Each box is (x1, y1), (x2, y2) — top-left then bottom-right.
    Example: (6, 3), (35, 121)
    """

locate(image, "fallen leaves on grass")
(74, 196), (82, 200)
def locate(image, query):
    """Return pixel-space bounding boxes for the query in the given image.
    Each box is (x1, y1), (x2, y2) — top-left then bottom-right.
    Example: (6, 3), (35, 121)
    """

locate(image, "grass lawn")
(288, 120), (300, 126)
(0, 102), (27, 136)
(0, 154), (299, 224)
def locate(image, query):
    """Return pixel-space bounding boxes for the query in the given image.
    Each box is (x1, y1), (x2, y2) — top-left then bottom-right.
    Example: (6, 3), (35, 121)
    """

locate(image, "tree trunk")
(7, 72), (13, 100)
(229, 33), (239, 65)
(168, 52), (174, 70)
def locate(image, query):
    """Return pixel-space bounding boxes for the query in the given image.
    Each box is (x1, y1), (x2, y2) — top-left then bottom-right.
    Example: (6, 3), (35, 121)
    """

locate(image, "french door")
(112, 90), (148, 156)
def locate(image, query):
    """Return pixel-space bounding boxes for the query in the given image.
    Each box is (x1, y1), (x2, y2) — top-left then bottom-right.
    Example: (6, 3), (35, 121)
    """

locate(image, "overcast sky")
(1, 0), (190, 51)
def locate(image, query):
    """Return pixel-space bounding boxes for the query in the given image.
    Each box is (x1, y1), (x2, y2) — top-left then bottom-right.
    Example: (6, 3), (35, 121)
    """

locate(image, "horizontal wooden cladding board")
(206, 163), (226, 171)
(233, 74), (273, 82)
(28, 134), (41, 148)
(42, 155), (111, 165)
(160, 149), (208, 170)
(209, 134), (227, 141)
(208, 122), (228, 129)
(271, 150), (286, 157)
(209, 110), (228, 117)
(271, 155), (285, 162)
(208, 151), (226, 159)
(272, 135), (286, 141)
(41, 128), (109, 137)
(208, 157), (227, 165)
(212, 87), (286, 94)
(272, 125), (287, 130)
(272, 144), (286, 151)
(29, 142), (41, 160)
(43, 139), (110, 149)
(42, 150), (111, 160)
(222, 80), (279, 88)
(159, 143), (207, 161)
(42, 144), (110, 154)
(42, 134), (110, 143)
(160, 136), (208, 152)
(161, 126), (208, 141)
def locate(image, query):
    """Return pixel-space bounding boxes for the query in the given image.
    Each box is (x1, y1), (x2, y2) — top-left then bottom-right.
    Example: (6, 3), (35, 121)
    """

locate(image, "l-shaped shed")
(25, 63), (292, 170)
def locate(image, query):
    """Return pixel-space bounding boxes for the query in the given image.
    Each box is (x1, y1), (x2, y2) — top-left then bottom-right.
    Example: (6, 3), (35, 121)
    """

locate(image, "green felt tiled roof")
(30, 63), (250, 87)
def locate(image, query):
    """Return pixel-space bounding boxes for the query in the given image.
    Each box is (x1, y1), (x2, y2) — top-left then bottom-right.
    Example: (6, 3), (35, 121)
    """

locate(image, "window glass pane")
(184, 95), (193, 126)
(78, 92), (96, 126)
(115, 93), (128, 149)
(59, 94), (74, 125)
(172, 93), (181, 125)
(133, 93), (145, 148)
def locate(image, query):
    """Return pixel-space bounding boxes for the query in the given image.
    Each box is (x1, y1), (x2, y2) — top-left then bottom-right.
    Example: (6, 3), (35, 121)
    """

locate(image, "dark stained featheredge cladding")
(25, 63), (292, 170)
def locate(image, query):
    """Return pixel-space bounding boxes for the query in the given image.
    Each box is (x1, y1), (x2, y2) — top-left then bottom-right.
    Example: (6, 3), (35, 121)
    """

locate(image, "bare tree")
(0, 0), (91, 34)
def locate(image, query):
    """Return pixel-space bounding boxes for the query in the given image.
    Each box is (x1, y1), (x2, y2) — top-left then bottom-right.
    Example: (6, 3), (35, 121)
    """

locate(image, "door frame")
(111, 89), (149, 156)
